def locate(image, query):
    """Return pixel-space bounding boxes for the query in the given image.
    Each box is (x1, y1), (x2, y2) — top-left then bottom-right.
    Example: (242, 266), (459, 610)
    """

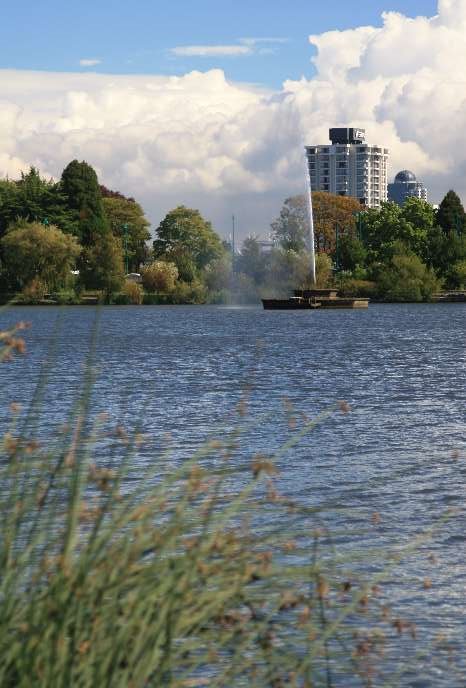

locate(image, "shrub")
(315, 252), (333, 287)
(376, 248), (441, 302)
(121, 280), (144, 304)
(52, 290), (80, 305)
(81, 233), (125, 294)
(234, 273), (260, 303)
(142, 293), (173, 305)
(172, 279), (207, 304)
(447, 259), (466, 289)
(19, 277), (48, 304)
(338, 278), (378, 299)
(203, 255), (232, 292)
(141, 261), (178, 293)
(207, 289), (230, 304)
(1, 222), (81, 291)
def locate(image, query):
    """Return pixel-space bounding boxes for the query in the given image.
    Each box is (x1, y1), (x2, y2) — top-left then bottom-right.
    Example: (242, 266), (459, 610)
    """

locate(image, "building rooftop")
(394, 170), (417, 183)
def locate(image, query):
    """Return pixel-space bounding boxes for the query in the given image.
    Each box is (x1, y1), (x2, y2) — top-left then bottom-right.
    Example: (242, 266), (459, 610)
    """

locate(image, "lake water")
(1, 303), (465, 686)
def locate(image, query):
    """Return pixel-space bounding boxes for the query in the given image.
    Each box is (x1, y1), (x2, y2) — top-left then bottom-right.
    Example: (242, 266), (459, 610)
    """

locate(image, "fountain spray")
(304, 148), (316, 285)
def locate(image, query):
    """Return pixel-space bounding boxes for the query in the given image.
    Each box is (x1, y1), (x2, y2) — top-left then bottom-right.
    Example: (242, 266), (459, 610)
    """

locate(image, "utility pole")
(335, 223), (340, 271)
(232, 214), (236, 271)
(123, 223), (129, 274)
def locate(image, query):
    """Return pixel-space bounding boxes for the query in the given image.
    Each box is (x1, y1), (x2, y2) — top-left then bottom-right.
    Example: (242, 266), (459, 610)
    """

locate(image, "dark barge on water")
(262, 289), (369, 310)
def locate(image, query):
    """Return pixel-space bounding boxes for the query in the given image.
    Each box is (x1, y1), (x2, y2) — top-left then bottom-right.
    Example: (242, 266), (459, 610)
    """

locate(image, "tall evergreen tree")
(437, 190), (466, 235)
(60, 160), (108, 246)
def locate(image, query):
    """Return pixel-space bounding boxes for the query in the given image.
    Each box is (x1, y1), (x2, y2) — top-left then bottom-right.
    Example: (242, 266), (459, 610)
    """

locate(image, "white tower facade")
(306, 128), (389, 209)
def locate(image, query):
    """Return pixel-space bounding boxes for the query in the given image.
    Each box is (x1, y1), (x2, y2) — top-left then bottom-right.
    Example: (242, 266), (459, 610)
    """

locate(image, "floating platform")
(262, 289), (369, 310)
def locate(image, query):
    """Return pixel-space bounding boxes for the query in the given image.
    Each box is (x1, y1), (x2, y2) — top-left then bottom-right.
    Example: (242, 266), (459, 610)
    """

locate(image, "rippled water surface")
(1, 304), (465, 685)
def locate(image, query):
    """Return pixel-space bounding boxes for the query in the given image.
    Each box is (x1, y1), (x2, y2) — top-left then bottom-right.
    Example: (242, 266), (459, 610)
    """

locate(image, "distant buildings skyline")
(388, 170), (428, 206)
(305, 128), (389, 209)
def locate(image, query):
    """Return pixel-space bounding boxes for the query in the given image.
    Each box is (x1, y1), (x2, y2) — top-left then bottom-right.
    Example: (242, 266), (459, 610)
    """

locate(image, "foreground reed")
(0, 321), (460, 687)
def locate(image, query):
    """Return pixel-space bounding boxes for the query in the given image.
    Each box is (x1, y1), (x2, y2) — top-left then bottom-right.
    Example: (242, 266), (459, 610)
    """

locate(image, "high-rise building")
(388, 170), (428, 205)
(305, 128), (389, 208)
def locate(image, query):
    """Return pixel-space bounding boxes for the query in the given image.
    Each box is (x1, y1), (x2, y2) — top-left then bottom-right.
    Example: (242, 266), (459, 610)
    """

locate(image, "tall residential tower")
(305, 128), (389, 208)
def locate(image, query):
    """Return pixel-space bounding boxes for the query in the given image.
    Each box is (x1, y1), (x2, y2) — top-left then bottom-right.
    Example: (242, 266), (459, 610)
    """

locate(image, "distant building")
(257, 239), (274, 254)
(305, 128), (389, 209)
(388, 170), (428, 205)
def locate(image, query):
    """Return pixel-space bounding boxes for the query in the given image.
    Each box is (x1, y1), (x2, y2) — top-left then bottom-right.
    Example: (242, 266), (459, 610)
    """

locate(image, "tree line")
(1, 160), (465, 304)
(234, 190), (466, 303)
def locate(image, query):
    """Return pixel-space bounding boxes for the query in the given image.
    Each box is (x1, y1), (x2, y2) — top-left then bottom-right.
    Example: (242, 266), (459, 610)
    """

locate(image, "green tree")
(61, 160), (108, 246)
(425, 226), (466, 284)
(263, 249), (312, 296)
(436, 190), (466, 235)
(153, 206), (223, 281)
(236, 236), (268, 284)
(361, 201), (430, 264)
(0, 222), (81, 290)
(0, 168), (76, 240)
(103, 196), (151, 272)
(315, 252), (333, 288)
(338, 234), (367, 271)
(375, 243), (440, 302)
(448, 259), (466, 288)
(202, 255), (232, 292)
(82, 233), (124, 294)
(271, 196), (307, 252)
(141, 261), (179, 293)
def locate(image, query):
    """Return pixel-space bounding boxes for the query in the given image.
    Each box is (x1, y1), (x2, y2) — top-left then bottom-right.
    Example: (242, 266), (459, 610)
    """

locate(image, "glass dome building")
(388, 170), (428, 205)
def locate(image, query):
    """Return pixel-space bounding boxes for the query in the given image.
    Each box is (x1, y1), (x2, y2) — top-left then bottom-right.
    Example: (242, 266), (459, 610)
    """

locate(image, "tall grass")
(0, 319), (460, 687)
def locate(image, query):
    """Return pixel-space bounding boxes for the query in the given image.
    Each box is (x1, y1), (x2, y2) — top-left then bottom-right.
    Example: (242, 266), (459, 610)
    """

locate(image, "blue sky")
(1, 0), (438, 87)
(3, 0), (462, 237)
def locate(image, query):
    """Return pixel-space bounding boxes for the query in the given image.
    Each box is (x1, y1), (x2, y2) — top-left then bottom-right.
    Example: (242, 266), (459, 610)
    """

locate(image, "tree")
(272, 193), (362, 255)
(361, 201), (430, 264)
(263, 249), (312, 296)
(437, 190), (466, 235)
(82, 233), (125, 294)
(153, 207), (223, 281)
(0, 168), (76, 240)
(271, 196), (307, 252)
(0, 222), (81, 290)
(312, 192), (362, 252)
(141, 261), (179, 293)
(315, 253), (333, 288)
(337, 234), (367, 271)
(448, 259), (466, 288)
(375, 243), (440, 302)
(103, 196), (151, 272)
(236, 236), (268, 284)
(61, 160), (108, 245)
(202, 255), (232, 292)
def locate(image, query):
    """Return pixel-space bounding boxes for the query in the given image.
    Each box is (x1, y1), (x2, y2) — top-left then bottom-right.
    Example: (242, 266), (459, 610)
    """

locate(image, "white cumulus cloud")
(79, 59), (102, 67)
(1, 1), (466, 238)
(170, 45), (252, 57)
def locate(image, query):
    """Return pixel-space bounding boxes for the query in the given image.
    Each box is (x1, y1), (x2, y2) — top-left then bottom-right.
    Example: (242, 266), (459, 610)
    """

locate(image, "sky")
(1, 0), (463, 241)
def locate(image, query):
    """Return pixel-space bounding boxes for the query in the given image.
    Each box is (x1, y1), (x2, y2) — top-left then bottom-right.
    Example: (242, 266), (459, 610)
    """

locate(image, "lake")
(1, 303), (465, 686)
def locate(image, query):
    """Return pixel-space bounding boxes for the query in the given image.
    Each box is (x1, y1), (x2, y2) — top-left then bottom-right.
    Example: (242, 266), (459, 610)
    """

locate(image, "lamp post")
(122, 223), (129, 274)
(231, 214), (236, 272)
